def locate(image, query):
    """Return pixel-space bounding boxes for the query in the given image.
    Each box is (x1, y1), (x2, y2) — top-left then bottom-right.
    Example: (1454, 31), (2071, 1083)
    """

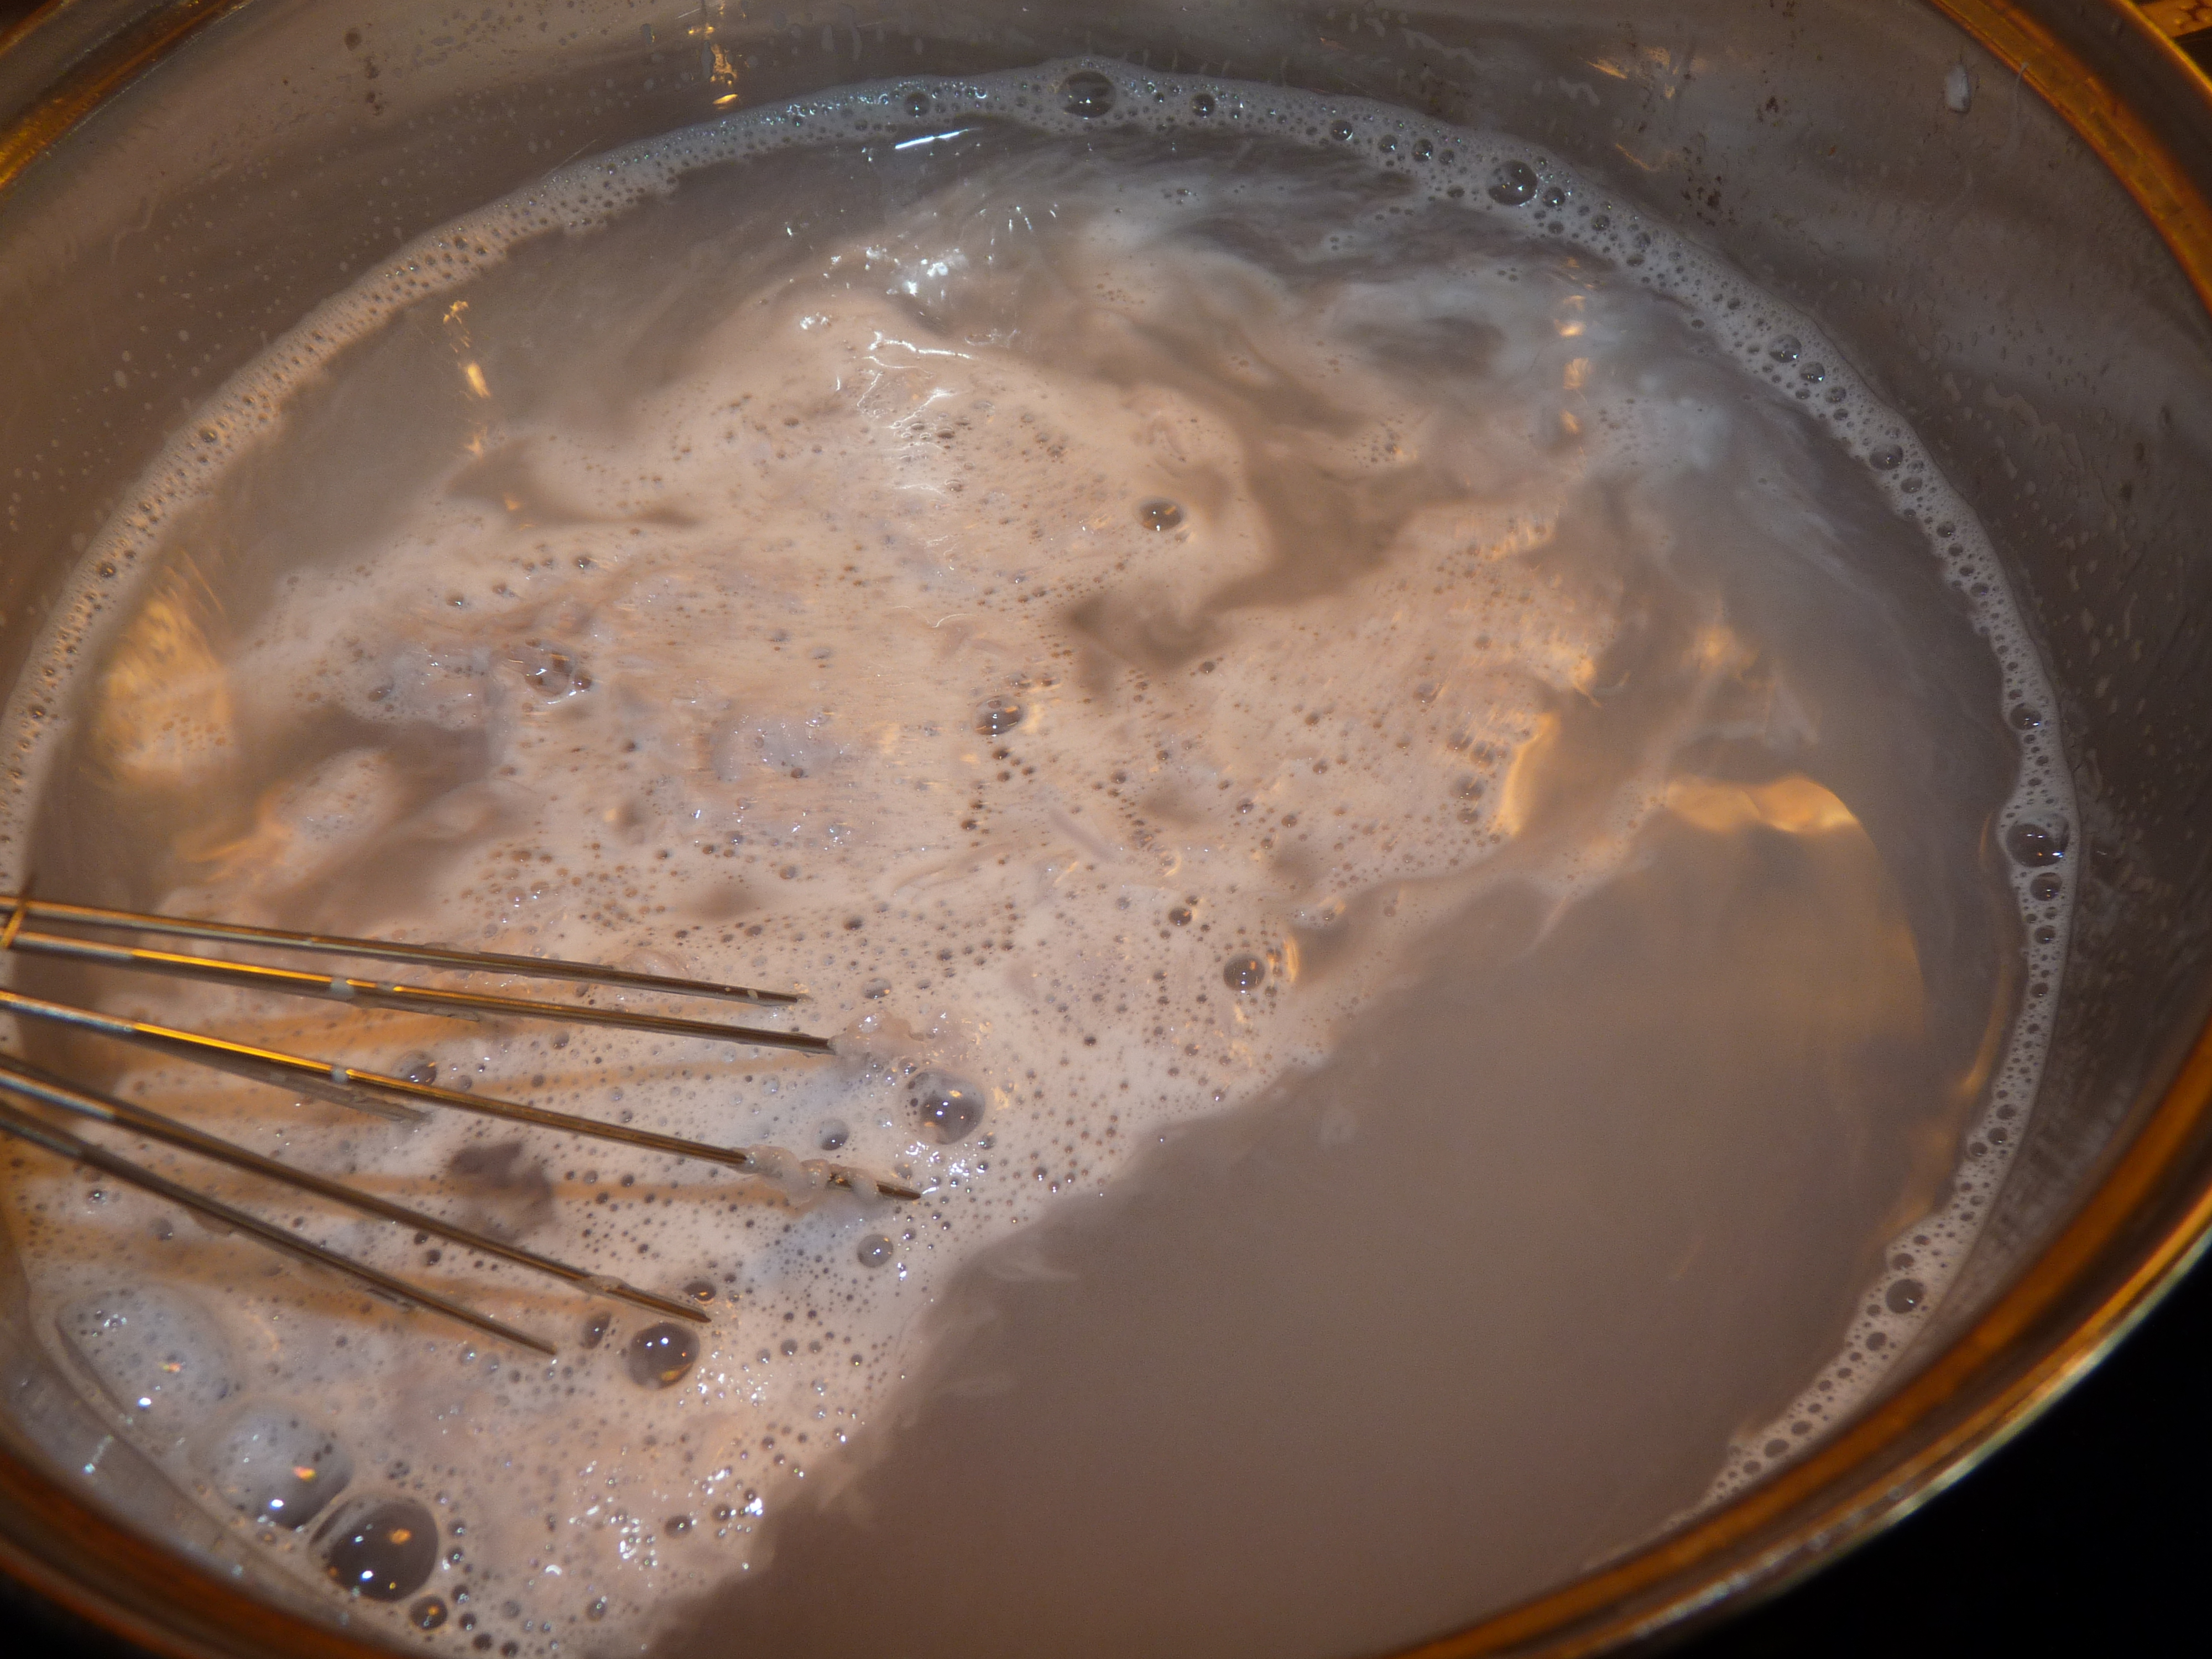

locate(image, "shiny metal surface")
(0, 931), (831, 1050)
(1, 2), (2210, 1653)
(0, 1048), (713, 1329)
(0, 894), (807, 1005)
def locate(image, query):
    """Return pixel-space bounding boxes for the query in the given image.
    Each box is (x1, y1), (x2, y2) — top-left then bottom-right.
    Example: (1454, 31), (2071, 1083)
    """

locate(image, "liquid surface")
(0, 61), (2073, 1657)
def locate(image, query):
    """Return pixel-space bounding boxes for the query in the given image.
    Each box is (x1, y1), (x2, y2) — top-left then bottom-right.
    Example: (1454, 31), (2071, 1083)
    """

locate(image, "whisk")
(0, 893), (917, 1356)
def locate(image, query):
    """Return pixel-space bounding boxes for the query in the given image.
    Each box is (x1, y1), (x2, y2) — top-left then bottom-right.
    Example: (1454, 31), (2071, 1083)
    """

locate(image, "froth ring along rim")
(0, 2), (2209, 1656)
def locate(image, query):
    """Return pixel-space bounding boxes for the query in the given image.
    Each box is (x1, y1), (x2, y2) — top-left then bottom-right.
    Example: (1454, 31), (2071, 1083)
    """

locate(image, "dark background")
(0, 0), (2205, 1652)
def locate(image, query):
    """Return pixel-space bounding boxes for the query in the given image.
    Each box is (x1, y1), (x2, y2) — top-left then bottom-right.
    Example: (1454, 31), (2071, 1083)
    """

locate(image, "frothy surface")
(0, 61), (2072, 1653)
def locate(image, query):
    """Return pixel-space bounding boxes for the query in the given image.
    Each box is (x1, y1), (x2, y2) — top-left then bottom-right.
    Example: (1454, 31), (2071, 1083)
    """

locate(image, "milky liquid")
(0, 61), (2073, 1657)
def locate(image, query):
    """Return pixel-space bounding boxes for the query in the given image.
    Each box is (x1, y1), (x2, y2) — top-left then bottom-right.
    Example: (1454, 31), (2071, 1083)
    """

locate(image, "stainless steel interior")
(3, 1), (2212, 1653)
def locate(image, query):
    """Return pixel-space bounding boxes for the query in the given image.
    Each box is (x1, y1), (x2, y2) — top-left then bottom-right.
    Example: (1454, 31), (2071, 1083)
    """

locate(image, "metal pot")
(2, 1), (2209, 1652)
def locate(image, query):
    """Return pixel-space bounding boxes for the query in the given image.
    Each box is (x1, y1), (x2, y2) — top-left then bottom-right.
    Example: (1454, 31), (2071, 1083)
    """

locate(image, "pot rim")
(1, 2), (2208, 1655)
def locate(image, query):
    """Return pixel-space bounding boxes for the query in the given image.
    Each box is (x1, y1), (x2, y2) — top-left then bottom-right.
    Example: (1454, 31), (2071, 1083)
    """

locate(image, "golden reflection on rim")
(0, 2), (2209, 1656)
(1937, 0), (2212, 311)
(0, 0), (250, 195)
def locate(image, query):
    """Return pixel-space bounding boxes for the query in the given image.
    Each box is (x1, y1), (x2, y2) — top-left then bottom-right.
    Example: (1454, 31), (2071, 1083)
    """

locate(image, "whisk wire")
(0, 895), (800, 1005)
(0, 1054), (708, 1327)
(1, 926), (832, 1052)
(0, 1092), (557, 1355)
(0, 898), (922, 1354)
(0, 985), (915, 1197)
